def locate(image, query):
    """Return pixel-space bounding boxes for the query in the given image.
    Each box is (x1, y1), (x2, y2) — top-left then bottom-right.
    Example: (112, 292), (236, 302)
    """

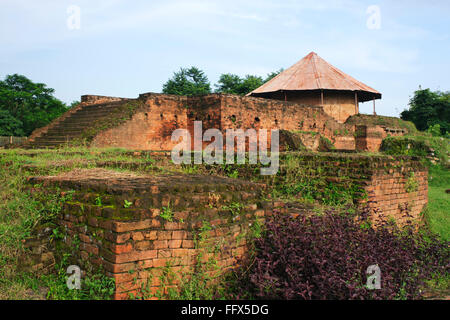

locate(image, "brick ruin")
(24, 151), (428, 299)
(19, 88), (429, 299)
(24, 92), (412, 152)
(28, 169), (267, 299)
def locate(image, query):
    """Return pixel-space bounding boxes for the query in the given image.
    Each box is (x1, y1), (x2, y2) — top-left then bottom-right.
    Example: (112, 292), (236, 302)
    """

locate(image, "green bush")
(380, 135), (449, 163)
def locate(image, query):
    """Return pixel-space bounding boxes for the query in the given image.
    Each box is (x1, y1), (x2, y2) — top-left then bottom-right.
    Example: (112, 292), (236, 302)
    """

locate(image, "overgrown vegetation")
(424, 165), (450, 242)
(230, 209), (449, 300)
(381, 135), (449, 164)
(0, 145), (448, 300)
(400, 88), (449, 136)
(0, 148), (146, 299)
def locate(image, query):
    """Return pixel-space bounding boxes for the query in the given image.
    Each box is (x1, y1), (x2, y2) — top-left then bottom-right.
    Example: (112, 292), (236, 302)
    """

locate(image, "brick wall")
(91, 94), (189, 150)
(257, 90), (358, 123)
(185, 152), (428, 227)
(285, 154), (428, 226)
(365, 162), (428, 226)
(355, 125), (407, 152)
(84, 93), (356, 151)
(218, 95), (355, 150)
(25, 151), (428, 299)
(28, 169), (267, 300)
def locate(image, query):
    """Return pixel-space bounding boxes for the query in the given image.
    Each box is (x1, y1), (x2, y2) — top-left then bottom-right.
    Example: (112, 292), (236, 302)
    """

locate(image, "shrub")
(380, 136), (430, 157)
(231, 210), (449, 300)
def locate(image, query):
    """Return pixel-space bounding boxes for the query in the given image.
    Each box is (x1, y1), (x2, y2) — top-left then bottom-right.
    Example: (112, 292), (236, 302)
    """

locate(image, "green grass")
(0, 148), (145, 299)
(0, 146), (448, 299)
(425, 165), (450, 241)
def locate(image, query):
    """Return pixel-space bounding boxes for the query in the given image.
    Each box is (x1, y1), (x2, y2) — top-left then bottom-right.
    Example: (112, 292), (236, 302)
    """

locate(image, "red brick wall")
(255, 90), (358, 123)
(86, 93), (356, 151)
(364, 164), (428, 226)
(91, 94), (188, 150)
(28, 170), (267, 300)
(80, 95), (128, 105)
(26, 152), (428, 299)
(355, 125), (405, 152)
(219, 95), (355, 150)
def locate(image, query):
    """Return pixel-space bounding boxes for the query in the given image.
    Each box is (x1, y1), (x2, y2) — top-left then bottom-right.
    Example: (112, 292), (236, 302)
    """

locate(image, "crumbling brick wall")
(257, 90), (358, 123)
(219, 95), (355, 150)
(57, 93), (356, 151)
(364, 161), (428, 226)
(91, 94), (189, 150)
(28, 169), (266, 300)
(184, 153), (428, 227)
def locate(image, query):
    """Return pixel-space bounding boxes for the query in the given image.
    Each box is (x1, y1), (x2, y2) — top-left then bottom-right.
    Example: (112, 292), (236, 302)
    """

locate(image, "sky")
(0, 0), (449, 117)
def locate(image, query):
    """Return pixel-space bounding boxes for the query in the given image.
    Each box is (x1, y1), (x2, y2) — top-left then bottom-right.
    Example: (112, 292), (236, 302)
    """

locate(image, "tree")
(215, 74), (263, 95)
(69, 100), (81, 109)
(401, 88), (449, 135)
(215, 69), (284, 96)
(0, 109), (24, 136)
(264, 68), (284, 82)
(0, 74), (68, 136)
(214, 73), (242, 95)
(162, 67), (211, 96)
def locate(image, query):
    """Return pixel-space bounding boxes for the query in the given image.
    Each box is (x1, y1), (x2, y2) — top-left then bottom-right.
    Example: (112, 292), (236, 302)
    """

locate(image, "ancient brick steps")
(25, 101), (129, 149)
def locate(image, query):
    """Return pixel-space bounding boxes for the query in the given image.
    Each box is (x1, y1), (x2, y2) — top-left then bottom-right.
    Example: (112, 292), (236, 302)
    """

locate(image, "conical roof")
(248, 52), (381, 102)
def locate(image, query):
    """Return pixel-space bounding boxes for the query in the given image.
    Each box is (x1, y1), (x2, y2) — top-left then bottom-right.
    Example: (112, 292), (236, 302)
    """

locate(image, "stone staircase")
(24, 100), (129, 149)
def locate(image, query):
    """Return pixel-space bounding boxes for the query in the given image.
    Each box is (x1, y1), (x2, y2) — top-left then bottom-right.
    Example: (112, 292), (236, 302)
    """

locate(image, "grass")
(425, 165), (450, 241)
(0, 147), (156, 300)
(0, 146), (448, 299)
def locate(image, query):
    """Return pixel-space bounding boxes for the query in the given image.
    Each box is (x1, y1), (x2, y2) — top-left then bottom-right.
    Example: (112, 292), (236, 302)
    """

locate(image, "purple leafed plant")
(231, 209), (449, 300)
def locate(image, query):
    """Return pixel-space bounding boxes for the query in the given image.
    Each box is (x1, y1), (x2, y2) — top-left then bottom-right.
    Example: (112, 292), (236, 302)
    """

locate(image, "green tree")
(0, 109), (24, 136)
(401, 88), (449, 135)
(215, 74), (263, 95)
(214, 73), (242, 95)
(162, 67), (211, 96)
(0, 74), (68, 136)
(264, 68), (284, 82)
(215, 69), (284, 96)
(69, 100), (80, 109)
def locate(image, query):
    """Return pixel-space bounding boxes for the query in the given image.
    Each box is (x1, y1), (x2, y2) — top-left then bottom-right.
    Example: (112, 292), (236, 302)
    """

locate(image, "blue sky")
(1, 0), (449, 116)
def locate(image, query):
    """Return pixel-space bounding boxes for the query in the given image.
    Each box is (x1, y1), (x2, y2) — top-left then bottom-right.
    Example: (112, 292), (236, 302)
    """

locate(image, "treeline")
(0, 74), (78, 137)
(162, 66), (283, 96)
(400, 88), (450, 137)
(1, 70), (448, 137)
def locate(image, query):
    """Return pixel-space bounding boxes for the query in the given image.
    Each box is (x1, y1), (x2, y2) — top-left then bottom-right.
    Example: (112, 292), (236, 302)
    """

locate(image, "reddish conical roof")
(248, 52), (381, 102)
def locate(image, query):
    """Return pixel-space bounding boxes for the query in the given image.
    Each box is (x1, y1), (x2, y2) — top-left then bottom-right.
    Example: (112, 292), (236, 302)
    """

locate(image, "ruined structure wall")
(355, 125), (386, 152)
(26, 152), (428, 300)
(219, 95), (355, 150)
(80, 94), (129, 105)
(85, 94), (355, 151)
(365, 165), (428, 226)
(262, 154), (428, 226)
(259, 90), (357, 123)
(28, 172), (266, 300)
(91, 95), (188, 150)
(186, 95), (222, 150)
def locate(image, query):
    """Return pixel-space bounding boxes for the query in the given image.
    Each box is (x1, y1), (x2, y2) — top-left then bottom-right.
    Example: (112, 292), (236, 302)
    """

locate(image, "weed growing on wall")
(160, 203), (174, 222)
(405, 172), (419, 193)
